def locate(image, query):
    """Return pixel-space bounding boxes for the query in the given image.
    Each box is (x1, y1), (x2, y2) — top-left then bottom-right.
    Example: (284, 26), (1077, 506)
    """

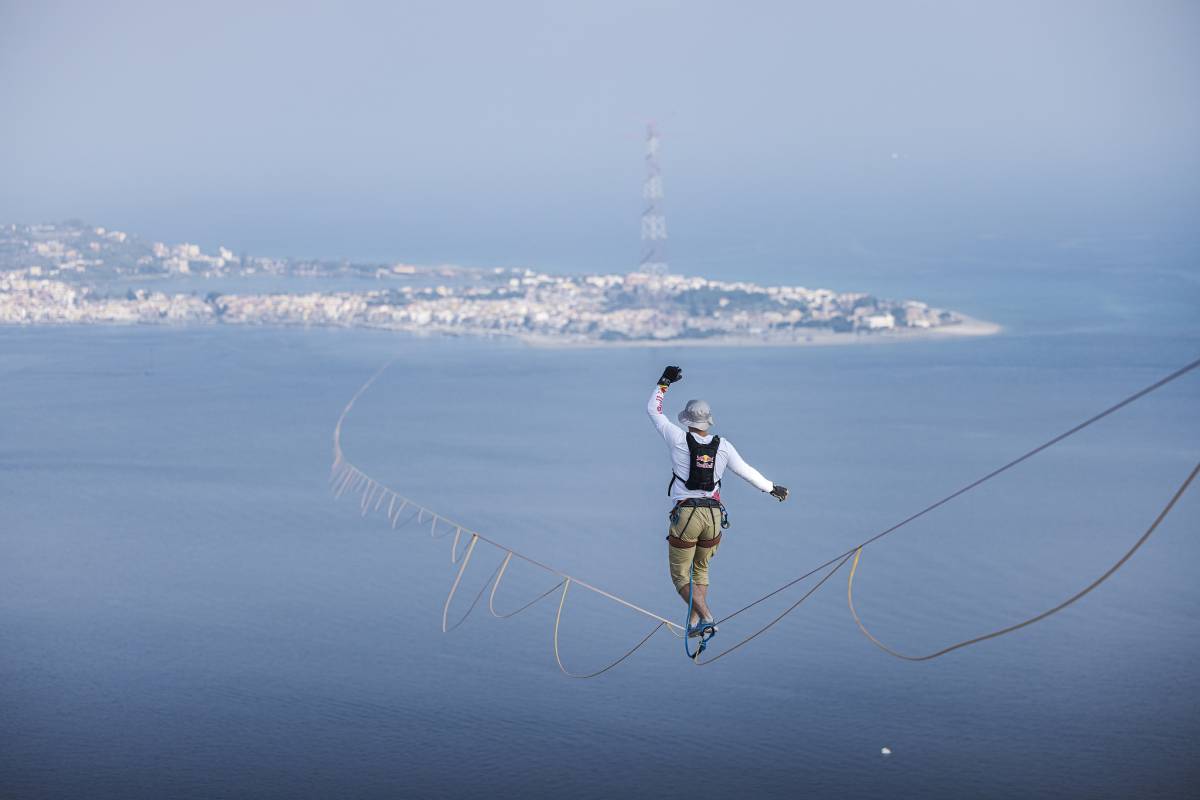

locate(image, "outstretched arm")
(647, 365), (684, 441)
(724, 442), (774, 492)
(726, 441), (789, 501)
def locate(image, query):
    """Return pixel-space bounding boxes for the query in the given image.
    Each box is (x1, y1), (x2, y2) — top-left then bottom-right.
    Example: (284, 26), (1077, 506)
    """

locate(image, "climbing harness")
(332, 355), (1200, 677)
(666, 497), (729, 549)
(667, 532), (723, 549)
(666, 502), (726, 579)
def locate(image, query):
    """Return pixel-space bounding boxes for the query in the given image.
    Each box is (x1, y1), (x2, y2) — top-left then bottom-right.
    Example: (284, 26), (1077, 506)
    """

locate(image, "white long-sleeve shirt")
(647, 385), (774, 505)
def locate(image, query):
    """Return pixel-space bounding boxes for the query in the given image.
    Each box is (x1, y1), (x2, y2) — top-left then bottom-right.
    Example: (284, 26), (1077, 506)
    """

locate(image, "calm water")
(2, 275), (1199, 798)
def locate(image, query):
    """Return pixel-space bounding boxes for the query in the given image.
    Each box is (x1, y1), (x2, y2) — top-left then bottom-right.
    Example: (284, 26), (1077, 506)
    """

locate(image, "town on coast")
(1, 222), (999, 345)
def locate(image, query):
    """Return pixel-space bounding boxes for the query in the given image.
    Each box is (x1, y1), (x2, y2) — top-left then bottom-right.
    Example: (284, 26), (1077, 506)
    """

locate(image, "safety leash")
(684, 561), (717, 660)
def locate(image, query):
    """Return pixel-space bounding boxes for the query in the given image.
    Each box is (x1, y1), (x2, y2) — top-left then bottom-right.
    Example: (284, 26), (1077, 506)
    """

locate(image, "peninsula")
(0, 222), (998, 345)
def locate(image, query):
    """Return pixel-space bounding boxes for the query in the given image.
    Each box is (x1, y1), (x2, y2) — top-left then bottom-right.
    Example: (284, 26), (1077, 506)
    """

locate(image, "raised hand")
(658, 365), (683, 387)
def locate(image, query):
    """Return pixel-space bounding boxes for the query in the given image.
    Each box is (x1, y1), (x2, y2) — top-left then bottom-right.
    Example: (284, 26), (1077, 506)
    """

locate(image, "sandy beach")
(516, 314), (1002, 349)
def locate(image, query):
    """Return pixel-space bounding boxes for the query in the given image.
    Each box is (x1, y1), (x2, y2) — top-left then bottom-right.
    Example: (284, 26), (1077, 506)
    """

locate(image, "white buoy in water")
(881, 747), (892, 756)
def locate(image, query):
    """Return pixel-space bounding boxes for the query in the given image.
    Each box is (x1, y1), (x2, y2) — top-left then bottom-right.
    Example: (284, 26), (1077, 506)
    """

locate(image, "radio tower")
(639, 123), (668, 275)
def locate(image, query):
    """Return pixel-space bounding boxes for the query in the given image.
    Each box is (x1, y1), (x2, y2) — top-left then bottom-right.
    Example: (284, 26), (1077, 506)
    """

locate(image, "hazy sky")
(2, 1), (1198, 278)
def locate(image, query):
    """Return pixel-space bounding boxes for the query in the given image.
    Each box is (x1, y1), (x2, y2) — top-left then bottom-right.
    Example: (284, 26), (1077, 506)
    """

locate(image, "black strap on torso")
(667, 433), (722, 495)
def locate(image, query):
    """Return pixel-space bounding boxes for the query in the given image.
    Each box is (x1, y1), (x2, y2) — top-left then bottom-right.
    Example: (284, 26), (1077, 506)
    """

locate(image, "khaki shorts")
(667, 504), (723, 591)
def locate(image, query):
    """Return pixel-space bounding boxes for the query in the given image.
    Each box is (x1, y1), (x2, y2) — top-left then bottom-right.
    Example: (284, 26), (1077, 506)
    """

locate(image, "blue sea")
(2, 262), (1198, 798)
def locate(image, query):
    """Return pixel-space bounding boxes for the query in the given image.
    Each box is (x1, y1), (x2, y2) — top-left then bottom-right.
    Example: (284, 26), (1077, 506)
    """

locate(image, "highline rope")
(332, 356), (1199, 676)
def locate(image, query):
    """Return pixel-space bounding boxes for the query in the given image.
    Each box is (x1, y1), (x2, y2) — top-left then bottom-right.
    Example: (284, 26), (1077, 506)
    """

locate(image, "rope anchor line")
(332, 355), (1200, 677)
(847, 459), (1200, 661)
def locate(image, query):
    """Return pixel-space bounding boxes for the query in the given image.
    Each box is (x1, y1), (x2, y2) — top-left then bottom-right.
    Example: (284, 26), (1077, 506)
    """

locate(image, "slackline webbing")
(331, 356), (1199, 676)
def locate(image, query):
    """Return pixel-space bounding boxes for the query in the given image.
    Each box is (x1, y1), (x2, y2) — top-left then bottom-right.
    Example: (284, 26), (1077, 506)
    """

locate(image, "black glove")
(658, 365), (683, 387)
(769, 484), (789, 502)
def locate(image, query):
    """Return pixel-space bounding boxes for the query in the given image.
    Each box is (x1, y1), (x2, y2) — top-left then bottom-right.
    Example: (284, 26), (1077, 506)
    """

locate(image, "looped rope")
(846, 460), (1200, 661)
(337, 371), (681, 674)
(693, 552), (854, 666)
(489, 552), (566, 619)
(553, 580), (667, 679)
(712, 356), (1200, 630)
(441, 534), (480, 632)
(335, 355), (1200, 676)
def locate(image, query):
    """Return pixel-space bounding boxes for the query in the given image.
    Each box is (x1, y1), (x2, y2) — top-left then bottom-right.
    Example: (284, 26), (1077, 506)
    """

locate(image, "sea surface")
(2, 264), (1198, 799)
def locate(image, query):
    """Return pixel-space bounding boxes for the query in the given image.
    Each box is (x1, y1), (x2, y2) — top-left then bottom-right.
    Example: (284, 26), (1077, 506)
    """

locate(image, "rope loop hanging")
(489, 552), (566, 620)
(553, 580), (667, 679)
(332, 355), (1200, 677)
(846, 459), (1200, 661)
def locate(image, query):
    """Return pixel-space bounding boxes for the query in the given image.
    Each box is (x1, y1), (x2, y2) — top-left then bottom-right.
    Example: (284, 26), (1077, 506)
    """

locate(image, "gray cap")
(677, 399), (714, 431)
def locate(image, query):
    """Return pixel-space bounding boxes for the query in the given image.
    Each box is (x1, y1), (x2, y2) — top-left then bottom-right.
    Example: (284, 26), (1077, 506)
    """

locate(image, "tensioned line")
(331, 356), (1199, 677)
(331, 358), (685, 680)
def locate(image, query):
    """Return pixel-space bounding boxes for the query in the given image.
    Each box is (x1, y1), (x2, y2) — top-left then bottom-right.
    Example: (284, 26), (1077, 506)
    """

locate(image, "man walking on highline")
(648, 365), (788, 639)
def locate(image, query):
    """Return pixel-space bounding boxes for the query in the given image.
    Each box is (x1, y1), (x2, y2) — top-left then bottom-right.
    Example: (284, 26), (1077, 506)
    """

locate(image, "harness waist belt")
(675, 498), (722, 508)
(667, 533), (722, 549)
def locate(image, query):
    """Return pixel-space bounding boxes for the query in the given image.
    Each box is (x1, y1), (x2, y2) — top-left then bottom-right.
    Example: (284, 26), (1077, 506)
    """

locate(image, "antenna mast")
(639, 123), (668, 275)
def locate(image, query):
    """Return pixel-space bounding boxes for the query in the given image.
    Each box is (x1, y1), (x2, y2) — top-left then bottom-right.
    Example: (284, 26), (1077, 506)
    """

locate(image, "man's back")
(647, 365), (788, 646)
(646, 383), (774, 504)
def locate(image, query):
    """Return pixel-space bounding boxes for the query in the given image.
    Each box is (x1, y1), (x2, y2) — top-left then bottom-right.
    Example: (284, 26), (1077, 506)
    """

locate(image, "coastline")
(2, 224), (1000, 348)
(516, 314), (1002, 349)
(0, 314), (1002, 347)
